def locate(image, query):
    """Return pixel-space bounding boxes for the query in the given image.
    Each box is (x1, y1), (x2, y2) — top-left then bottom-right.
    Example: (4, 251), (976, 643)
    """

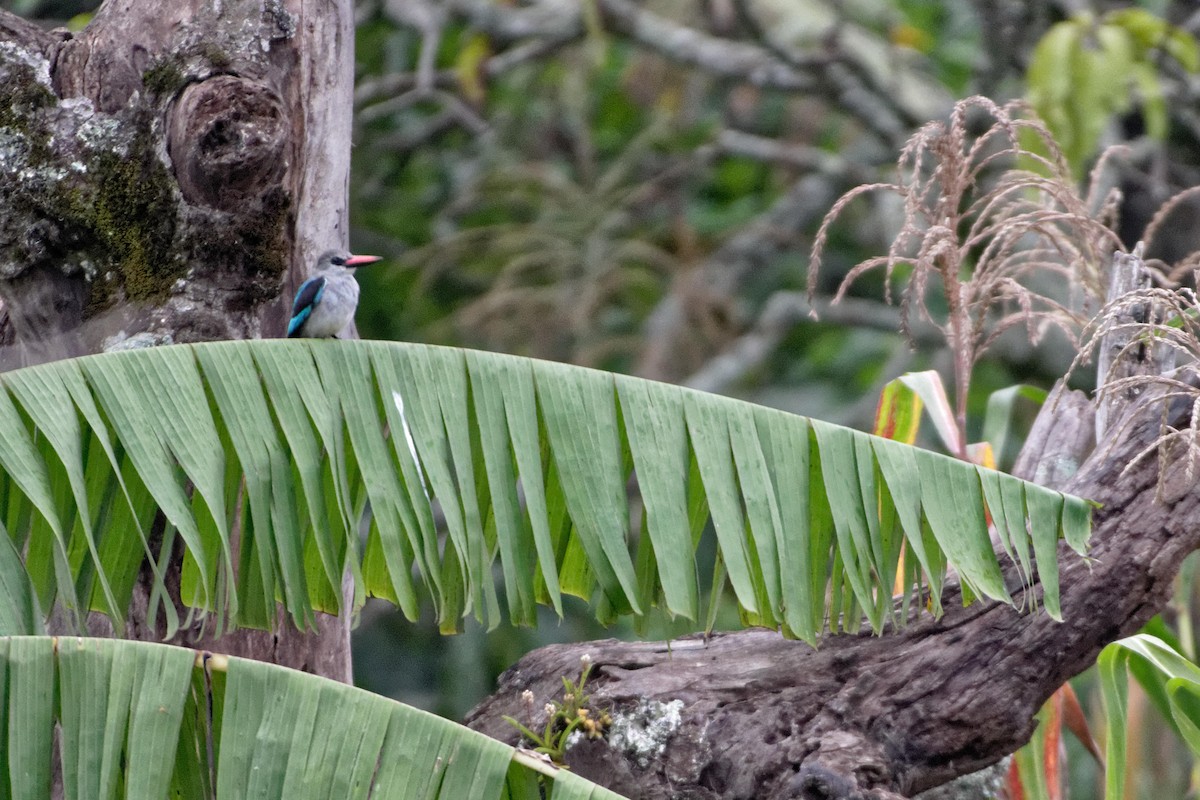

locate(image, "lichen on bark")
(0, 18), (297, 353)
(0, 42), (182, 324)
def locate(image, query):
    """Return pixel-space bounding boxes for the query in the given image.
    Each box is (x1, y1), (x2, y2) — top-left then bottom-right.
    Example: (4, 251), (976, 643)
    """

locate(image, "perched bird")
(287, 249), (382, 338)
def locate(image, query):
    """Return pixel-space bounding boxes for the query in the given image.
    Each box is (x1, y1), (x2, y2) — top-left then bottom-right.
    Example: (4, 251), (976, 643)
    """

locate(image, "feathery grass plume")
(1071, 256), (1200, 496)
(809, 96), (1122, 454)
(1140, 185), (1200, 284)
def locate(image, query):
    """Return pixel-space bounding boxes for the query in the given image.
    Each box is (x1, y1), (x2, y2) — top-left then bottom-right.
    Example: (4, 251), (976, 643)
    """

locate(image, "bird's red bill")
(346, 254), (383, 267)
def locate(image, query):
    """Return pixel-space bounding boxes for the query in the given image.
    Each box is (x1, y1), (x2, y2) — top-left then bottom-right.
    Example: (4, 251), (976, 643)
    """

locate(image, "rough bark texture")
(467, 374), (1194, 799)
(0, 0), (355, 681)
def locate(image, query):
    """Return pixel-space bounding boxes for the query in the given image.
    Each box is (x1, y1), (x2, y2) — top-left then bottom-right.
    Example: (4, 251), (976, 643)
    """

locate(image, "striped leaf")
(0, 636), (624, 800)
(0, 340), (1092, 643)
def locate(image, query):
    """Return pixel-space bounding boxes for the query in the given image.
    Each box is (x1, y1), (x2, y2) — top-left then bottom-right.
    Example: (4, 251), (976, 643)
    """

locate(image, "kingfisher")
(287, 249), (382, 338)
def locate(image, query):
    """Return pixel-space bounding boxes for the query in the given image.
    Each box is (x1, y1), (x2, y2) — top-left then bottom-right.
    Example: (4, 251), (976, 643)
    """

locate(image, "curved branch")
(424, 0), (816, 93)
(597, 0), (816, 92)
(467, 375), (1198, 798)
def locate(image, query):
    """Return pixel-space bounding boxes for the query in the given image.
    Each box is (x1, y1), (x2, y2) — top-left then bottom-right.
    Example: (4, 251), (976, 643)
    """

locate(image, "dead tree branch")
(467, 367), (1196, 798)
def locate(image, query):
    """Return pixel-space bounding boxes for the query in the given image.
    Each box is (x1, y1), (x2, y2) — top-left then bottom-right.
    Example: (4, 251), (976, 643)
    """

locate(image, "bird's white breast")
(303, 271), (360, 338)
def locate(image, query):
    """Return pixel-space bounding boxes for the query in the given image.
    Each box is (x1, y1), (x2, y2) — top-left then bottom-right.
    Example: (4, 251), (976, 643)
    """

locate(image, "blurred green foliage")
(350, 11), (803, 363)
(1026, 8), (1200, 175)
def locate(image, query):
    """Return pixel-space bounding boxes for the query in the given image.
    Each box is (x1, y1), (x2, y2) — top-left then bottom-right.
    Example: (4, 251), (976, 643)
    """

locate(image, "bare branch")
(637, 173), (846, 382)
(597, 0), (815, 91)
(715, 129), (853, 175)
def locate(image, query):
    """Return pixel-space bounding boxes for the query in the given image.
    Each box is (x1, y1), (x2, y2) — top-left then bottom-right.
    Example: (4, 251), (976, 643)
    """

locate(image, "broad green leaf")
(253, 346), (346, 612)
(468, 350), (562, 616)
(0, 341), (1090, 638)
(873, 377), (923, 445)
(4, 368), (117, 628)
(617, 377), (696, 620)
(684, 391), (757, 614)
(0, 383), (77, 625)
(1027, 19), (1081, 152)
(755, 408), (814, 642)
(978, 469), (1030, 590)
(1098, 635), (1200, 798)
(914, 450), (1010, 605)
(1099, 644), (1129, 800)
(812, 421), (882, 630)
(1025, 484), (1065, 619)
(729, 405), (782, 620)
(57, 637), (194, 800)
(198, 346), (311, 628)
(1107, 8), (1200, 71)
(5, 637), (55, 799)
(1027, 9), (1194, 173)
(78, 353), (226, 620)
(0, 528), (39, 636)
(872, 437), (943, 614)
(413, 346), (496, 625)
(982, 384), (1047, 471)
(367, 347), (444, 613)
(469, 352), (539, 624)
(1165, 27), (1200, 72)
(898, 371), (962, 456)
(1167, 678), (1200, 757)
(0, 636), (623, 799)
(1068, 23), (1136, 165)
(536, 361), (639, 614)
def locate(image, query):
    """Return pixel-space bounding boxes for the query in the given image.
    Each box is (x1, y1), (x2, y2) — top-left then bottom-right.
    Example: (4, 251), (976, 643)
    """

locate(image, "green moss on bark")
(3, 45), (290, 320)
(1, 52), (180, 307)
(142, 57), (187, 97)
(0, 59), (55, 162)
(0, 64), (54, 126)
(91, 116), (180, 300)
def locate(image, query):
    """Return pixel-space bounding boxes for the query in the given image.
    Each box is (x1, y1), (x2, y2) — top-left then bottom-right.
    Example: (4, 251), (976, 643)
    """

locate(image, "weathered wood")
(0, 0), (355, 681)
(1012, 382), (1093, 488)
(0, 0), (356, 353)
(467, 374), (1197, 798)
(1094, 243), (1159, 442)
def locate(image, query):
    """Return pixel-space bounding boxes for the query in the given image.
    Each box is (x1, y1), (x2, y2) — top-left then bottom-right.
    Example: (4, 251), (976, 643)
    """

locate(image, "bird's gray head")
(315, 249), (382, 271)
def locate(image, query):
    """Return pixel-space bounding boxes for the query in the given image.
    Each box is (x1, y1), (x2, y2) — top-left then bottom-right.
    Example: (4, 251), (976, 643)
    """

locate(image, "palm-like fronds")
(0, 636), (623, 800)
(0, 339), (1089, 643)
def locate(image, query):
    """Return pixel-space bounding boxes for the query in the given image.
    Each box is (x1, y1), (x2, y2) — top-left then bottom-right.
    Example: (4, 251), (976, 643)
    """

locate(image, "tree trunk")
(0, 0), (355, 680)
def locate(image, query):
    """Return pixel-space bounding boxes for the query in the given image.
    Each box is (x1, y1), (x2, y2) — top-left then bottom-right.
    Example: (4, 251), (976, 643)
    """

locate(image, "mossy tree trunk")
(0, 1), (355, 680)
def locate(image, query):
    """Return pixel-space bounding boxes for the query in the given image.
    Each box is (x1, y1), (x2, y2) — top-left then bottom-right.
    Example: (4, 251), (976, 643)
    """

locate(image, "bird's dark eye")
(331, 256), (346, 266)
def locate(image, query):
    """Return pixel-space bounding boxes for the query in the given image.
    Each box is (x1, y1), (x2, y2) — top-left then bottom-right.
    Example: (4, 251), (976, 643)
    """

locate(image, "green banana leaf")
(0, 635), (622, 800)
(0, 340), (1092, 643)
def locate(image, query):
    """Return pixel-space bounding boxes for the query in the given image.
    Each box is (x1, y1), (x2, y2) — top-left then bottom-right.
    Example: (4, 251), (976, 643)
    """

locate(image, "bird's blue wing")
(287, 276), (326, 337)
